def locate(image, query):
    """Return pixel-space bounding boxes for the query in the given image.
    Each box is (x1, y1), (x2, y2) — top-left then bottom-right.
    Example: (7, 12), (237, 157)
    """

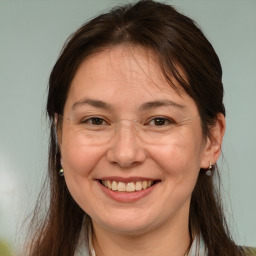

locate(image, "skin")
(59, 45), (225, 256)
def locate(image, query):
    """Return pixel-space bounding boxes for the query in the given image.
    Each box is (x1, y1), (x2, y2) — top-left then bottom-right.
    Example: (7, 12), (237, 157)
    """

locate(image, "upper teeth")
(102, 180), (154, 192)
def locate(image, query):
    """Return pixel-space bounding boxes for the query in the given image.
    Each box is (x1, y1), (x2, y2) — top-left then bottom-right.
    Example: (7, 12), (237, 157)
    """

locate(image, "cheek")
(149, 138), (203, 206)
(60, 131), (106, 213)
(60, 130), (104, 177)
(151, 143), (202, 171)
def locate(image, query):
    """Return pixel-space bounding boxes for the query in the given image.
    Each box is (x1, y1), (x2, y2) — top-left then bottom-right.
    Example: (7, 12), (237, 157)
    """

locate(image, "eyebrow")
(72, 98), (113, 110)
(139, 100), (187, 111)
(72, 98), (187, 112)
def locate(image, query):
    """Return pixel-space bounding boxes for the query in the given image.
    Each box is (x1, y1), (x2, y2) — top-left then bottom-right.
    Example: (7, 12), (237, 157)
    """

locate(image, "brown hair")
(26, 1), (242, 255)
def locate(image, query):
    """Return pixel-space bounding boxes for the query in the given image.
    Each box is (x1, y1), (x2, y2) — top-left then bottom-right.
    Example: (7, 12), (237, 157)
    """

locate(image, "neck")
(91, 208), (191, 256)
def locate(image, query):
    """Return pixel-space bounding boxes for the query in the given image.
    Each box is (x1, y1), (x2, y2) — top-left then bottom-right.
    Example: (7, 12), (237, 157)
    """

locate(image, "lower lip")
(98, 181), (158, 203)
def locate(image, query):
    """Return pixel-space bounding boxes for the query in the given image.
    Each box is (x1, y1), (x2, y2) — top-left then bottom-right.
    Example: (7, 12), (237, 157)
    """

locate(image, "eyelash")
(81, 116), (176, 126)
(146, 116), (176, 126)
(81, 117), (110, 126)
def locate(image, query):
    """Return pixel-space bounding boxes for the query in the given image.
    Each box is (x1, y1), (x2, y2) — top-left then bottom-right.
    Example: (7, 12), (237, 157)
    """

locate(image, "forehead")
(65, 45), (197, 114)
(72, 45), (180, 91)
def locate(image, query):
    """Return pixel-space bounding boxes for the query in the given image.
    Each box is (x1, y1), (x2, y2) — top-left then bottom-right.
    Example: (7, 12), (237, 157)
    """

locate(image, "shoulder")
(239, 246), (256, 255)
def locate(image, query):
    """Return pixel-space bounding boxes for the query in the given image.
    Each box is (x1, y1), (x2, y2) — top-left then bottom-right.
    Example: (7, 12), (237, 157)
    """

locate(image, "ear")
(200, 113), (226, 169)
(54, 113), (62, 148)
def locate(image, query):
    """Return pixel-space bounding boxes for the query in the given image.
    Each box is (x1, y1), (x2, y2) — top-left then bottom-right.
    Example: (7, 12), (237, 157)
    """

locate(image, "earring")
(59, 158), (64, 176)
(59, 168), (64, 176)
(205, 161), (212, 176)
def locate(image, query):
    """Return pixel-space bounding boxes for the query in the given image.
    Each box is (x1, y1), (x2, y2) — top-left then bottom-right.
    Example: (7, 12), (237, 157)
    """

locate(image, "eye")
(147, 117), (175, 126)
(81, 117), (109, 126)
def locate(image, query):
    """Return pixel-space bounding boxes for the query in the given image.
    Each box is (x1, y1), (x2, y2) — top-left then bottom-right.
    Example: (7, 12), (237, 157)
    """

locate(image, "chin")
(94, 210), (158, 235)
(105, 222), (154, 235)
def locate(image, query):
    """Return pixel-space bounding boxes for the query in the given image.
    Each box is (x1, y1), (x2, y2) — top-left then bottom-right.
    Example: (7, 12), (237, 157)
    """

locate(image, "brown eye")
(154, 118), (166, 126)
(147, 117), (174, 126)
(82, 117), (108, 125)
(91, 118), (104, 125)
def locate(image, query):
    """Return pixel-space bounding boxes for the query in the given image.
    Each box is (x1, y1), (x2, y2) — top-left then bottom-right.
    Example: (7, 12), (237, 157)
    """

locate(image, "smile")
(100, 180), (157, 192)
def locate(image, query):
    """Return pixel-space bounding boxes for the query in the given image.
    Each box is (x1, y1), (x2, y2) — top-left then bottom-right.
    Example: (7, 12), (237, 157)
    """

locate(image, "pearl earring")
(59, 159), (64, 176)
(206, 161), (213, 176)
(59, 168), (64, 176)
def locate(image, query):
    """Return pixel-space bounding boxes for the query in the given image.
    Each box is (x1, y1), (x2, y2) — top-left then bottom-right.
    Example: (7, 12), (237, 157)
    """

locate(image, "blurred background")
(0, 0), (255, 254)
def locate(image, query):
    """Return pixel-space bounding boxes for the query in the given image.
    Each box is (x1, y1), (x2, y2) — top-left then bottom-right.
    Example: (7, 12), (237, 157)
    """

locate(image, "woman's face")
(60, 45), (212, 235)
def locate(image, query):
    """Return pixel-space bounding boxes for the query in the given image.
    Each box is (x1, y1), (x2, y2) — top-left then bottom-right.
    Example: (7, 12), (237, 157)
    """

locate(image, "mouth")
(99, 179), (160, 193)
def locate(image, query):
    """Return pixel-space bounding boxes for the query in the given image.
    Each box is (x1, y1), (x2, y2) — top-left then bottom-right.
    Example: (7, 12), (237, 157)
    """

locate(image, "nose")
(106, 120), (146, 168)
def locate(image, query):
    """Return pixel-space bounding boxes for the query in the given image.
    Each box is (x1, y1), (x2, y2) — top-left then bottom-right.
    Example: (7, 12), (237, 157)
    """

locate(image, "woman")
(25, 0), (255, 255)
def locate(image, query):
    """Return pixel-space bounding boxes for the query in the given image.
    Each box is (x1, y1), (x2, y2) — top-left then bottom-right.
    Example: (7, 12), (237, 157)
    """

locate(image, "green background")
(0, 0), (255, 252)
